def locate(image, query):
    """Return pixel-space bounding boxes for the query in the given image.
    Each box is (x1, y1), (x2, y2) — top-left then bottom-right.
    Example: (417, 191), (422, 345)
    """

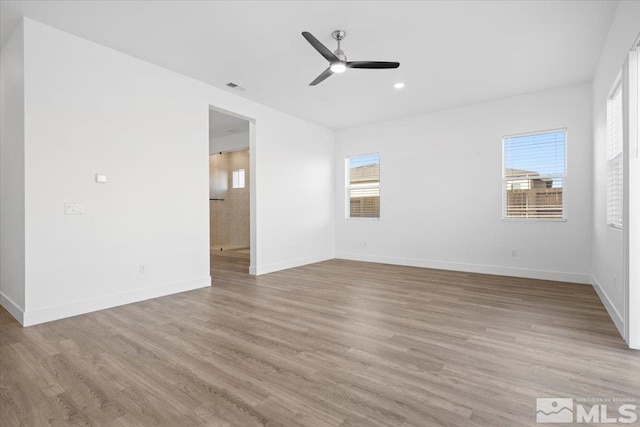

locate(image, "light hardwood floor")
(1, 256), (639, 426)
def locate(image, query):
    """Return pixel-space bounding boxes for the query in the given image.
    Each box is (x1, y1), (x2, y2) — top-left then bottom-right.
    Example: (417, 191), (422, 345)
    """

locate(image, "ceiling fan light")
(330, 62), (347, 73)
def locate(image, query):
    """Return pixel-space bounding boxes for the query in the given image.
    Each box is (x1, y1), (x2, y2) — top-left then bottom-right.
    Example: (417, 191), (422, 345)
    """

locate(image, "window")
(607, 78), (623, 229)
(346, 154), (380, 218)
(232, 168), (245, 189)
(503, 130), (566, 220)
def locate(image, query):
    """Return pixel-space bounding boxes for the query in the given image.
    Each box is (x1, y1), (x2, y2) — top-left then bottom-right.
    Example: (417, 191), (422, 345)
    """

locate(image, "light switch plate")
(95, 174), (107, 183)
(65, 203), (85, 214)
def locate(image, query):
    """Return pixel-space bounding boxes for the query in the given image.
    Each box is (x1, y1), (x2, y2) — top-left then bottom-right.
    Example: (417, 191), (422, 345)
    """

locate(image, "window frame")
(606, 74), (624, 230)
(501, 128), (568, 222)
(345, 153), (381, 220)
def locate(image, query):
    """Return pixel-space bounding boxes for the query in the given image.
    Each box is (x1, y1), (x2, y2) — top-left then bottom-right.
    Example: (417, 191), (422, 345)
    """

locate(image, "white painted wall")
(629, 46), (640, 350)
(2, 19), (334, 326)
(591, 1), (640, 346)
(626, 48), (640, 350)
(253, 111), (335, 274)
(336, 83), (593, 284)
(210, 131), (250, 154)
(0, 21), (26, 323)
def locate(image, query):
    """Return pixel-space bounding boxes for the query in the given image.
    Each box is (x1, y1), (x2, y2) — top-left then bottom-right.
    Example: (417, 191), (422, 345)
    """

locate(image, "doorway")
(209, 108), (251, 272)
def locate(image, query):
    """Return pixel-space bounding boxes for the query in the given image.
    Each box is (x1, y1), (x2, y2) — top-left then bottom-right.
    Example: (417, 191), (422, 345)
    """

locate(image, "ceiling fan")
(302, 30), (400, 86)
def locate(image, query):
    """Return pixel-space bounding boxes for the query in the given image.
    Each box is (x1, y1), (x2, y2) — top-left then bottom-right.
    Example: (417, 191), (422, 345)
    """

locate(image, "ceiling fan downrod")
(332, 30), (347, 61)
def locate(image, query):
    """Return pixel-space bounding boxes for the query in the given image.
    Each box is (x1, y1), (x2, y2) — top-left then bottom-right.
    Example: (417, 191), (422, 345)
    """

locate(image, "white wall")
(591, 1), (640, 346)
(1, 19), (334, 326)
(627, 48), (640, 350)
(210, 131), (249, 154)
(254, 111), (335, 273)
(336, 83), (593, 284)
(0, 21), (26, 323)
(629, 46), (640, 350)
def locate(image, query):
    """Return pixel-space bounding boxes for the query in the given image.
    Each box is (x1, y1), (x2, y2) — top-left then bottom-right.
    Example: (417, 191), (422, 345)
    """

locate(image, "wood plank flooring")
(1, 256), (639, 426)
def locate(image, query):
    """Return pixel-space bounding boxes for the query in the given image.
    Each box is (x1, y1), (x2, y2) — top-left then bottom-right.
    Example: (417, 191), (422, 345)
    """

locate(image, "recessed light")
(394, 82), (405, 89)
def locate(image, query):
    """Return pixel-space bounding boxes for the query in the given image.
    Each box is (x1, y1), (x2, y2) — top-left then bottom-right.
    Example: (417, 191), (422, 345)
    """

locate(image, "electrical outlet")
(511, 249), (517, 257)
(140, 264), (146, 274)
(64, 203), (85, 215)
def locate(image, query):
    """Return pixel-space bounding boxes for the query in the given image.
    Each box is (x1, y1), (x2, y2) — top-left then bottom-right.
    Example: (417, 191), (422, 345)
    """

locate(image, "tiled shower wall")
(209, 149), (250, 250)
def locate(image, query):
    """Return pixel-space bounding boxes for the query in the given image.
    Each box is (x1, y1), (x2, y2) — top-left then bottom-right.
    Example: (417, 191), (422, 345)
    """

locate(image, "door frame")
(208, 105), (256, 275)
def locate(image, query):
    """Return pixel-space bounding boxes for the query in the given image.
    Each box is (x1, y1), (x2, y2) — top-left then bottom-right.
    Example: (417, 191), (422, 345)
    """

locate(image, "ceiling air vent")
(225, 82), (246, 92)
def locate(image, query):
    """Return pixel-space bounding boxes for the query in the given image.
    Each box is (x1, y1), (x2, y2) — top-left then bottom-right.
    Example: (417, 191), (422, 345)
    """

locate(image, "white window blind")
(503, 130), (566, 220)
(346, 154), (380, 218)
(607, 79), (623, 229)
(232, 168), (245, 189)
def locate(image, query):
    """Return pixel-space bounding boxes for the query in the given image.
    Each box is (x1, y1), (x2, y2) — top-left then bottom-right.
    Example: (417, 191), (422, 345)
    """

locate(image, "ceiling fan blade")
(347, 61), (400, 69)
(309, 68), (334, 86)
(302, 32), (339, 63)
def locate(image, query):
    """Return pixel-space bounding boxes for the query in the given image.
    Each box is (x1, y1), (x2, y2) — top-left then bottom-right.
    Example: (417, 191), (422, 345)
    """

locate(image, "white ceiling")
(209, 109), (250, 140)
(0, 1), (618, 130)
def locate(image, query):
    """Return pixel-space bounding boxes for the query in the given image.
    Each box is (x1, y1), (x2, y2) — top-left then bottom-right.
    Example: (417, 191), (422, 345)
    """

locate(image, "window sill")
(502, 218), (567, 223)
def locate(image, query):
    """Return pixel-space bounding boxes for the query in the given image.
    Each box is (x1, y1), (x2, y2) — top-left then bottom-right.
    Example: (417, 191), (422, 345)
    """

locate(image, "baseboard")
(211, 246), (249, 252)
(22, 276), (211, 327)
(334, 252), (592, 284)
(591, 275), (625, 337)
(0, 292), (25, 325)
(253, 252), (334, 275)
